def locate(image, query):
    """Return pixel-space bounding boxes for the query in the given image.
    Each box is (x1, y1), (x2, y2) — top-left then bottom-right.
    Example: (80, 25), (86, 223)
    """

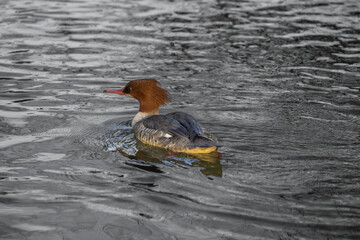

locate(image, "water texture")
(0, 0), (359, 239)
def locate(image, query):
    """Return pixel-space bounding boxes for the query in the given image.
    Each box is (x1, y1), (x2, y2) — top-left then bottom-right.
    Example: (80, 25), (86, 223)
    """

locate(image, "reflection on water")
(1, 0), (360, 239)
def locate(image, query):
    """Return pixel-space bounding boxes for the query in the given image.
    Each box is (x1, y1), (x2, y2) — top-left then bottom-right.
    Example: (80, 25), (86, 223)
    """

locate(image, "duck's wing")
(138, 112), (208, 141)
(138, 114), (191, 139)
(165, 112), (205, 141)
(135, 112), (218, 149)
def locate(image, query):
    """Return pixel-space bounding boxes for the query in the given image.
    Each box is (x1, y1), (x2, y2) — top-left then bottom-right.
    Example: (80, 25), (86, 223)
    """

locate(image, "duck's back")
(133, 111), (218, 153)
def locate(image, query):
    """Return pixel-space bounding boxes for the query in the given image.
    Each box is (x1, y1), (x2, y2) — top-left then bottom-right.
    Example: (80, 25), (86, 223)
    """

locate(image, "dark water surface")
(1, 0), (360, 239)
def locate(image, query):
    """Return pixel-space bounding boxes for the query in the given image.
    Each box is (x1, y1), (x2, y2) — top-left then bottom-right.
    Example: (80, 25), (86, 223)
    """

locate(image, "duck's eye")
(123, 87), (132, 93)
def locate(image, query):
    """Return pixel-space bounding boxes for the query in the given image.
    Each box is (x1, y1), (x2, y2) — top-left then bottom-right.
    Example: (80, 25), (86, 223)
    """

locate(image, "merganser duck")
(104, 79), (218, 154)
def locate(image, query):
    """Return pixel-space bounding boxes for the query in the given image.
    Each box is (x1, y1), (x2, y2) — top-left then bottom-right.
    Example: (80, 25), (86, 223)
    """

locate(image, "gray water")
(1, 0), (360, 239)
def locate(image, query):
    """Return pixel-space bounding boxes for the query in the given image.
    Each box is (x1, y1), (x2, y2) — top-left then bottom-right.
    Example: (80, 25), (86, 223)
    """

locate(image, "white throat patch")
(132, 112), (153, 126)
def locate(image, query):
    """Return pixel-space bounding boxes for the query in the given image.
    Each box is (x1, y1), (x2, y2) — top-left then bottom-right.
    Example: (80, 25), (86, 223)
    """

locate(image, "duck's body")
(133, 111), (218, 153)
(105, 79), (218, 153)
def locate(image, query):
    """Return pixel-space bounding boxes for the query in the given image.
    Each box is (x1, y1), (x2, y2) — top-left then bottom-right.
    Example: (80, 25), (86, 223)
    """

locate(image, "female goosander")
(104, 79), (218, 154)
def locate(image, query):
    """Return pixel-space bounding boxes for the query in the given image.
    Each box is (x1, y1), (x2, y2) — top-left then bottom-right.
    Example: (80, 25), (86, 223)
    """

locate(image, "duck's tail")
(187, 135), (219, 149)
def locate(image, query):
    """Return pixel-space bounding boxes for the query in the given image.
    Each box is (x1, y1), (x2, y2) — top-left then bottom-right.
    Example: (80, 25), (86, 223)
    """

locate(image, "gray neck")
(132, 111), (157, 126)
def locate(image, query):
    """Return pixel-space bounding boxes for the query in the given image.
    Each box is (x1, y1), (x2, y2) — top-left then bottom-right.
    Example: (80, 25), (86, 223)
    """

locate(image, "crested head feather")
(125, 79), (170, 113)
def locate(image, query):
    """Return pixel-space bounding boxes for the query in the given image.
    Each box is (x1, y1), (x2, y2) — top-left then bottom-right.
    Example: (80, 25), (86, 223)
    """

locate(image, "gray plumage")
(133, 111), (218, 152)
